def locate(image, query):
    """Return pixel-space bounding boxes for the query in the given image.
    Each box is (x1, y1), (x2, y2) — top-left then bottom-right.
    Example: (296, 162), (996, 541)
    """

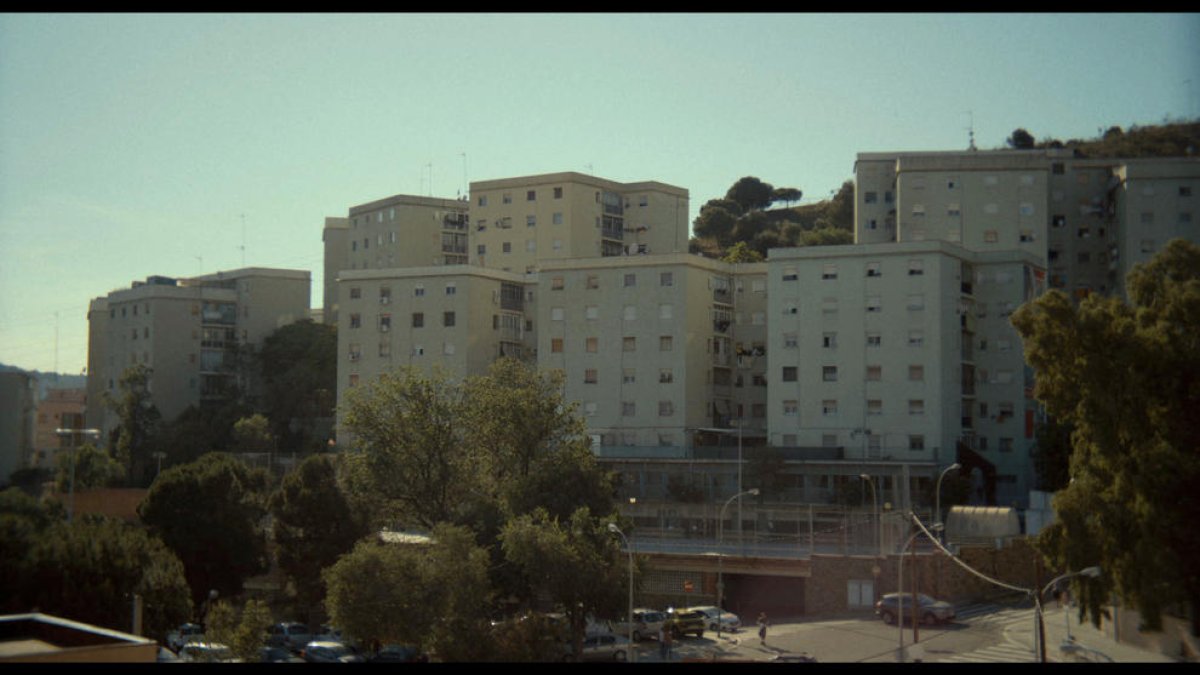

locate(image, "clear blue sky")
(2, 13), (1197, 376)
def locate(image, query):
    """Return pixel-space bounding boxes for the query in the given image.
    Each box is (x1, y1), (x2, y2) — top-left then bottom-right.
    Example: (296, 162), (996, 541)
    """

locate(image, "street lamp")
(607, 523), (635, 662)
(935, 463), (961, 544)
(717, 487), (759, 641)
(896, 515), (942, 662)
(1034, 566), (1101, 663)
(54, 427), (102, 523)
(859, 474), (879, 557)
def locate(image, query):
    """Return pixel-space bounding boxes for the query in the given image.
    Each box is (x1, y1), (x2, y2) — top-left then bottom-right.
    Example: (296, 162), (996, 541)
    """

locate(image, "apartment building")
(0, 371), (37, 483)
(322, 195), (470, 325)
(86, 268), (311, 437)
(333, 265), (532, 441)
(32, 387), (87, 470)
(470, 172), (690, 273)
(767, 241), (1045, 508)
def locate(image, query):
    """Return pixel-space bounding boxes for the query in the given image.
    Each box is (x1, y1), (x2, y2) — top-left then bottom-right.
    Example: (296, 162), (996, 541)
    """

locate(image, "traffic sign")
(683, 580), (694, 593)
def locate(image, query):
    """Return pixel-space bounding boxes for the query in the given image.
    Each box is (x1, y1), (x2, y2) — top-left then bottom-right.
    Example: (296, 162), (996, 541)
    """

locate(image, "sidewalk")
(1038, 602), (1179, 663)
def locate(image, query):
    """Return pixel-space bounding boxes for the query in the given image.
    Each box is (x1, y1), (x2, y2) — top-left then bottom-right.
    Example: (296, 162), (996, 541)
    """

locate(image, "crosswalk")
(937, 604), (1039, 663)
(939, 642), (1036, 663)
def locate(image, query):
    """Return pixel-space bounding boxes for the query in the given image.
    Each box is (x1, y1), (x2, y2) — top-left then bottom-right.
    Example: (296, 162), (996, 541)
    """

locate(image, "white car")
(166, 623), (204, 653)
(690, 606), (742, 632)
(563, 633), (631, 662)
(612, 608), (667, 642)
(178, 642), (240, 662)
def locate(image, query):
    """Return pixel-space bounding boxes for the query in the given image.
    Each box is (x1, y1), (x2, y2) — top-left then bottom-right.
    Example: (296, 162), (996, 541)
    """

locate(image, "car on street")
(664, 607), (706, 639)
(268, 622), (314, 652)
(369, 644), (429, 663)
(768, 652), (819, 663)
(178, 642), (239, 662)
(874, 592), (957, 625)
(690, 605), (742, 632)
(611, 608), (667, 642)
(300, 640), (365, 663)
(166, 622), (204, 653)
(563, 633), (631, 662)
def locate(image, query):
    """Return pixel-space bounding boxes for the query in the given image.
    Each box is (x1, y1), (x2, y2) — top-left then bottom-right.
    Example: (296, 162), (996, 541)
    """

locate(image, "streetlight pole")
(859, 474), (879, 557)
(935, 463), (961, 544)
(55, 427), (101, 523)
(607, 523), (635, 662)
(1034, 566), (1101, 663)
(717, 487), (759, 642)
(896, 514), (942, 662)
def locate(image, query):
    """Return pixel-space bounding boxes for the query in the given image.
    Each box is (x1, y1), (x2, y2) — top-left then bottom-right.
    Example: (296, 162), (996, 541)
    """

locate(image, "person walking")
(663, 624), (673, 660)
(658, 625), (668, 660)
(757, 612), (769, 646)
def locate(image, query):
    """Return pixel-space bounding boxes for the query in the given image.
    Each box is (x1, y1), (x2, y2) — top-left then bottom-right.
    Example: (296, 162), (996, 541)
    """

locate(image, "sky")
(1, 13), (1197, 377)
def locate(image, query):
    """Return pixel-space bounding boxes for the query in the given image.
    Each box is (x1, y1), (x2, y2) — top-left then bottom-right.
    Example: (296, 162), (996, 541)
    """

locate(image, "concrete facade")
(0, 371), (38, 483)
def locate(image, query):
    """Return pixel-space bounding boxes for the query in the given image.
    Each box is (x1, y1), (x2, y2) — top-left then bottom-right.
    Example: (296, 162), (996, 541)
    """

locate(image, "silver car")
(612, 608), (666, 642)
(563, 633), (631, 662)
(301, 640), (365, 663)
(690, 605), (742, 632)
(874, 592), (956, 625)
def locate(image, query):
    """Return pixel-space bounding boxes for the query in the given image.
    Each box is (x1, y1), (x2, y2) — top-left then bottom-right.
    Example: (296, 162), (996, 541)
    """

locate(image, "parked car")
(370, 644), (429, 663)
(166, 622), (204, 653)
(768, 652), (818, 663)
(300, 640), (365, 663)
(260, 645), (306, 663)
(690, 605), (742, 632)
(562, 633), (631, 662)
(874, 592), (957, 625)
(664, 607), (706, 639)
(268, 622), (314, 652)
(178, 642), (239, 662)
(612, 608), (667, 642)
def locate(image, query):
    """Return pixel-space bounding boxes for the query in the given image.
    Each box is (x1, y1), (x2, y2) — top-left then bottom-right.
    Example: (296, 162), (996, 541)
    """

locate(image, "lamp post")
(935, 463), (961, 544)
(1034, 566), (1101, 663)
(896, 516), (942, 662)
(859, 473), (879, 557)
(54, 427), (101, 523)
(607, 523), (635, 662)
(717, 487), (759, 641)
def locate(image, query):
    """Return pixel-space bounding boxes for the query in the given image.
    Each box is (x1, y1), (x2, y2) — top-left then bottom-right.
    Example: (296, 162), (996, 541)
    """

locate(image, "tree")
(205, 598), (272, 662)
(725, 176), (775, 212)
(1007, 128), (1036, 149)
(256, 320), (337, 454)
(692, 201), (741, 247)
(721, 241), (764, 264)
(1011, 238), (1200, 636)
(322, 523), (492, 660)
(771, 186), (802, 208)
(105, 364), (163, 487)
(500, 508), (629, 660)
(1032, 415), (1074, 492)
(269, 453), (368, 613)
(138, 453), (272, 608)
(231, 414), (275, 455)
(54, 443), (124, 492)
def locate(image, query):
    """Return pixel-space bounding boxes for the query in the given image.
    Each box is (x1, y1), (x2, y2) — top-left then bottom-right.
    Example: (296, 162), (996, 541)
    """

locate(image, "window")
(822, 263), (838, 280)
(502, 242), (511, 253)
(1181, 212), (1193, 225)
(551, 307), (564, 321)
(947, 203), (961, 217)
(866, 365), (881, 381)
(551, 338), (564, 353)
(660, 271), (674, 286)
(782, 366), (797, 382)
(584, 368), (598, 383)
(999, 437), (1014, 453)
(414, 284), (425, 297)
(623, 337), (636, 352)
(783, 400), (798, 416)
(907, 294), (925, 310)
(822, 399), (838, 416)
(586, 337), (598, 353)
(624, 273), (636, 287)
(908, 259), (924, 276)
(864, 191), (878, 203)
(659, 401), (674, 417)
(1052, 215), (1066, 228)
(412, 313), (424, 328)
(984, 230), (999, 243)
(1141, 239), (1156, 254)
(822, 298), (837, 314)
(550, 276), (564, 290)
(978, 437), (988, 451)
(752, 312), (765, 325)
(348, 343), (361, 362)
(659, 336), (673, 351)
(868, 400), (882, 416)
(445, 283), (456, 295)
(622, 401), (636, 416)
(379, 314), (392, 332)
(527, 190), (536, 201)
(477, 244), (486, 255)
(783, 332), (798, 348)
(909, 435), (925, 451)
(349, 287), (362, 300)
(909, 399), (925, 415)
(660, 304), (673, 319)
(908, 330), (924, 347)
(1181, 186), (1193, 197)
(1020, 203), (1035, 217)
(867, 333), (882, 347)
(866, 296), (881, 313)
(822, 366), (838, 382)
(912, 204), (925, 217)
(624, 305), (637, 320)
(822, 332), (837, 349)
(1020, 229), (1035, 242)
(587, 275), (599, 289)
(1141, 211), (1154, 224)
(659, 368), (673, 383)
(866, 262), (881, 277)
(585, 305), (599, 320)
(782, 268), (798, 281)
(443, 311), (455, 327)
(909, 365), (924, 381)
(478, 195), (488, 206)
(784, 303), (799, 315)
(443, 342), (455, 355)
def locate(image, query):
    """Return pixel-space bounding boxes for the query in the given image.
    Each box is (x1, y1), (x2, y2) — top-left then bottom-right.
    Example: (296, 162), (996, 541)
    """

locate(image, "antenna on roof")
(460, 152), (468, 199)
(965, 111), (977, 151)
(426, 162), (433, 197)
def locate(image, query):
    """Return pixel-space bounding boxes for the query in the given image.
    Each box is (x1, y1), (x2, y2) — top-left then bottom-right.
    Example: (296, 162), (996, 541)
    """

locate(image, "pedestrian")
(757, 612), (769, 646)
(659, 625), (667, 660)
(663, 623), (673, 660)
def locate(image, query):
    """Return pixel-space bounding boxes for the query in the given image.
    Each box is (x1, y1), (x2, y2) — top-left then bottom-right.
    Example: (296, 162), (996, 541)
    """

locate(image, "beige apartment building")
(86, 268), (311, 438)
(322, 195), (470, 325)
(32, 387), (87, 470)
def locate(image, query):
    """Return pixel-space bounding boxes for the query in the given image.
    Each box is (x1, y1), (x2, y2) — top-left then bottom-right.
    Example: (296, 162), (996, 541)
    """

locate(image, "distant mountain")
(0, 363), (87, 397)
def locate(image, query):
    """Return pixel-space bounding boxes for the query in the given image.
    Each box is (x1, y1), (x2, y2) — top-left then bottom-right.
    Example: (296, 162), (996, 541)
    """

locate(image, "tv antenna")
(426, 162), (433, 197)
(965, 111), (977, 151)
(460, 152), (468, 200)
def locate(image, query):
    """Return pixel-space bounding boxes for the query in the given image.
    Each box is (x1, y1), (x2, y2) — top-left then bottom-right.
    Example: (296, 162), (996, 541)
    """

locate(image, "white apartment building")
(86, 268), (311, 437)
(767, 241), (1045, 508)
